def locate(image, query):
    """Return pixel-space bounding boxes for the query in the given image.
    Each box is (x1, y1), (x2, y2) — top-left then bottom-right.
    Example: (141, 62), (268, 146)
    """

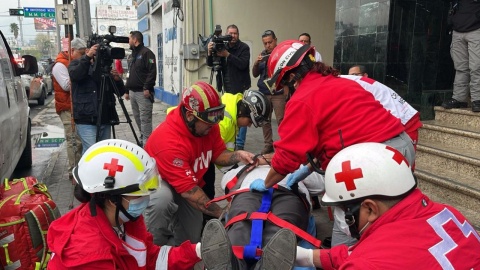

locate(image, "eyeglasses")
(262, 30), (275, 38)
(194, 104), (226, 124)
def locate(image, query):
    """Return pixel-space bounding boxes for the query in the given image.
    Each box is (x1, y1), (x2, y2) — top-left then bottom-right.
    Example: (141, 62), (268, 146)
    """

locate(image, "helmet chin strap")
(344, 203), (362, 240)
(111, 196), (138, 240)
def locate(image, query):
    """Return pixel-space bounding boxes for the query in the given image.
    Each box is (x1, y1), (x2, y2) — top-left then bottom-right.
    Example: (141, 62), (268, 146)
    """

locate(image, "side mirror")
(19, 55), (38, 75)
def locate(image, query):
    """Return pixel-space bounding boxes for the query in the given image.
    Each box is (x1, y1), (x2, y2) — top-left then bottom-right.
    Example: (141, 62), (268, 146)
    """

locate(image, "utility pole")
(76, 0), (92, 39)
(63, 0), (74, 39)
(55, 0), (61, 52)
(18, 0), (24, 46)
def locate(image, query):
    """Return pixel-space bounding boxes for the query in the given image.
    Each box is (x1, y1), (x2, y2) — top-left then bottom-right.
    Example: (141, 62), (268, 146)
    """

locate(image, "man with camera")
(252, 30), (285, 155)
(207, 24), (251, 151)
(69, 42), (126, 154)
(125, 31), (157, 146)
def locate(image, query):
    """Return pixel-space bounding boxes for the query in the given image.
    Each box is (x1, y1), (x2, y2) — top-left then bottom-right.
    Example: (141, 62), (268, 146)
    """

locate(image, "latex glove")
(249, 179), (267, 192)
(286, 165), (312, 189)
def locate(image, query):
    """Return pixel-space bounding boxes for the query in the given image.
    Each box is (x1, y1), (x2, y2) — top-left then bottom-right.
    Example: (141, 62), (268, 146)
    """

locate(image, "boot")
(254, 229), (296, 270)
(201, 219), (239, 270)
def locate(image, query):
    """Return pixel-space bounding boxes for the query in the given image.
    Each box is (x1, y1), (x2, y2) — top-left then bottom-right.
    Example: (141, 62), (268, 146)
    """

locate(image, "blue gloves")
(249, 179), (268, 192)
(286, 165), (312, 189)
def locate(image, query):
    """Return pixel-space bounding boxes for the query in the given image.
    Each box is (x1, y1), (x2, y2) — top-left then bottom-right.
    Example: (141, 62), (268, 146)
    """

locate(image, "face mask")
(119, 196), (150, 222)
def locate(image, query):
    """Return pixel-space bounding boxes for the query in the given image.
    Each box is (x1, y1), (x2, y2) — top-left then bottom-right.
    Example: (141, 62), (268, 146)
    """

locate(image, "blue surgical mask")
(119, 196), (150, 222)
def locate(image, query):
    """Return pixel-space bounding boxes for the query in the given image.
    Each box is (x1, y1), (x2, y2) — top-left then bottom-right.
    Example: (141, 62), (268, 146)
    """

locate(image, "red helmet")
(181, 81), (225, 124)
(265, 40), (316, 91)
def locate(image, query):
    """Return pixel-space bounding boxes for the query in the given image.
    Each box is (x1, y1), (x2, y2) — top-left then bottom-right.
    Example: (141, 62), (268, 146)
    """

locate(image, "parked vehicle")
(0, 30), (38, 181)
(22, 63), (51, 105)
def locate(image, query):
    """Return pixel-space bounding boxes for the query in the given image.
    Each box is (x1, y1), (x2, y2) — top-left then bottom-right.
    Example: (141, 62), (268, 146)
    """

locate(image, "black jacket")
(451, 0), (480, 32)
(69, 55), (125, 125)
(126, 44), (157, 92)
(208, 40), (251, 94)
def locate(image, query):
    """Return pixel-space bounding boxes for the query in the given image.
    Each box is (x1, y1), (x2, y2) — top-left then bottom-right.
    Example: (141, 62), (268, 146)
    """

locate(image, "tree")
(10, 23), (19, 40)
(35, 33), (53, 57)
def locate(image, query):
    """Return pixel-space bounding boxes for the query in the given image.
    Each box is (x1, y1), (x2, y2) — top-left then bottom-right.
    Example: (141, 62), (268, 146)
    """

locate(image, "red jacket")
(320, 189), (480, 269)
(272, 73), (404, 175)
(47, 203), (200, 269)
(145, 106), (226, 193)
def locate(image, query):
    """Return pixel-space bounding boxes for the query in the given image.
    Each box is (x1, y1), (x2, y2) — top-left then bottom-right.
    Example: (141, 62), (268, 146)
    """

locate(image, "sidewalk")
(43, 97), (333, 242)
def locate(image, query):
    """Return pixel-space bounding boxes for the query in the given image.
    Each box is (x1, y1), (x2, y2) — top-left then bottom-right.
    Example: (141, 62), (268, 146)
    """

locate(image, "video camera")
(87, 26), (129, 74)
(210, 25), (232, 53)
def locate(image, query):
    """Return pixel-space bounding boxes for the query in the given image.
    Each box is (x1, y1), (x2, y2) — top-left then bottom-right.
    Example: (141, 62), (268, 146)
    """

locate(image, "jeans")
(236, 126), (247, 148)
(76, 124), (112, 155)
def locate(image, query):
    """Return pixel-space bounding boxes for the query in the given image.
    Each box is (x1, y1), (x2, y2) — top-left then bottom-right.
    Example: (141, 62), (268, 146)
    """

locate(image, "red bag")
(0, 177), (41, 199)
(0, 186), (60, 269)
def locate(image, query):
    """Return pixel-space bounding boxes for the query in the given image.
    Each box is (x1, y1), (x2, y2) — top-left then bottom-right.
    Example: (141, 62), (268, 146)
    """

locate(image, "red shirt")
(320, 189), (480, 269)
(145, 107), (226, 193)
(272, 73), (404, 175)
(47, 203), (200, 269)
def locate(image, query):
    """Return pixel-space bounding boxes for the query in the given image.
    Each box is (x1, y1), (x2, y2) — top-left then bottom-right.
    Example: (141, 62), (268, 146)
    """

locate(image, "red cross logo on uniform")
(103, 158), (124, 177)
(335, 160), (363, 191)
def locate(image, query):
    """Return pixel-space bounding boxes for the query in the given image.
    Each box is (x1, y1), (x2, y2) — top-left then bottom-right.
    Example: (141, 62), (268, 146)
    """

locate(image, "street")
(11, 94), (56, 180)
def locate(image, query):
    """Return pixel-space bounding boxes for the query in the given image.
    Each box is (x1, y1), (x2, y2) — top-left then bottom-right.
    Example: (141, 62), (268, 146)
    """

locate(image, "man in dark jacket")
(124, 31), (157, 146)
(442, 0), (480, 112)
(207, 24), (251, 150)
(69, 43), (126, 154)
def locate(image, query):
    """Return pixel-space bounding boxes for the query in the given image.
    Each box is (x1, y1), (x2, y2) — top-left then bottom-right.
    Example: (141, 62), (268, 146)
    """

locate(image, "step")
(419, 121), (480, 150)
(416, 140), (480, 179)
(433, 106), (480, 128)
(414, 167), (480, 229)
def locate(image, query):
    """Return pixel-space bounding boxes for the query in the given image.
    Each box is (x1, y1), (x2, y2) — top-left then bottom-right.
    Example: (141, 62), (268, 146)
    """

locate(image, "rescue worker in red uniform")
(252, 40), (414, 192)
(294, 143), (480, 269)
(47, 139), (203, 269)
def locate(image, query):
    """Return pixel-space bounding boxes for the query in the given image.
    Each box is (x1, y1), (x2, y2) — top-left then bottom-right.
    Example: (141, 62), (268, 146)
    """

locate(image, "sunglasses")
(194, 104), (226, 124)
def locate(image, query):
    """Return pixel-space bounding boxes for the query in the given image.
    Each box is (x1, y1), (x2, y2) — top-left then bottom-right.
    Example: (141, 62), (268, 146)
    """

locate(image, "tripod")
(96, 65), (141, 146)
(209, 55), (227, 93)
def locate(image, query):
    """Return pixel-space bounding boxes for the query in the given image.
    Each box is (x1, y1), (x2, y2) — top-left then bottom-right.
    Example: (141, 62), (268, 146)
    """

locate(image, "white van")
(0, 30), (38, 181)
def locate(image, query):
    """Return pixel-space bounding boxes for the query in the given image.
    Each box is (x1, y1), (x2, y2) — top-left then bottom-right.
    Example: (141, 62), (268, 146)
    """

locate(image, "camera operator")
(69, 43), (126, 154)
(442, 0), (480, 112)
(207, 24), (251, 151)
(124, 31), (157, 146)
(207, 24), (251, 95)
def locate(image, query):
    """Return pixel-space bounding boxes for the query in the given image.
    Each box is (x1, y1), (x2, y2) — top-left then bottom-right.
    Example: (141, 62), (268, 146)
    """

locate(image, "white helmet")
(73, 139), (160, 196)
(322, 142), (416, 206)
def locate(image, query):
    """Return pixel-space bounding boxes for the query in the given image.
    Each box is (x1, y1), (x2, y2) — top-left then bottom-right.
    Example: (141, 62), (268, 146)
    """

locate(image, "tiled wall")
(334, 0), (455, 113)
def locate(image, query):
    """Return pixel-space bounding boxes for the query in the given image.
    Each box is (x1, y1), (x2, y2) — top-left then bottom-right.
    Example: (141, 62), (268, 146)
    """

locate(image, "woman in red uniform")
(47, 139), (202, 269)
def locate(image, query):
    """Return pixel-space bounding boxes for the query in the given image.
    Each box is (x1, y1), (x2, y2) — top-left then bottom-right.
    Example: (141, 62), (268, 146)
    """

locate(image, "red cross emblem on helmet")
(103, 158), (124, 177)
(335, 160), (363, 191)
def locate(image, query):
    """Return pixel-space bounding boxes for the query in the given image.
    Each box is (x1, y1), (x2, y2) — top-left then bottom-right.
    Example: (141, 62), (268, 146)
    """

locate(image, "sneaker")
(441, 98), (468, 109)
(201, 219), (235, 270)
(472, 100), (480, 112)
(261, 145), (274, 155)
(235, 145), (244, 151)
(257, 229), (296, 270)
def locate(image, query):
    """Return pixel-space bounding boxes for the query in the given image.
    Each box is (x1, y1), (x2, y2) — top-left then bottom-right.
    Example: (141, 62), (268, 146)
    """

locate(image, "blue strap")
(243, 188), (274, 260)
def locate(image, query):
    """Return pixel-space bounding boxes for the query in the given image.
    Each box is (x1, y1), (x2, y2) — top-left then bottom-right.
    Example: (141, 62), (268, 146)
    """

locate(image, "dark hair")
(74, 184), (109, 209)
(262, 30), (276, 39)
(226, 24), (239, 34)
(130, 31), (143, 43)
(298, 33), (311, 41)
(350, 64), (367, 74)
(237, 100), (250, 118)
(311, 61), (340, 77)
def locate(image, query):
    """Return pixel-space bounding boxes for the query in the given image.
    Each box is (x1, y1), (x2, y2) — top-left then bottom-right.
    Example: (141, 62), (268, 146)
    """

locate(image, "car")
(22, 62), (51, 105)
(0, 30), (38, 181)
